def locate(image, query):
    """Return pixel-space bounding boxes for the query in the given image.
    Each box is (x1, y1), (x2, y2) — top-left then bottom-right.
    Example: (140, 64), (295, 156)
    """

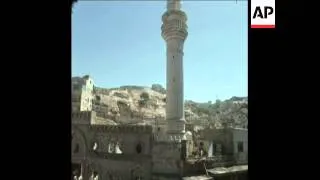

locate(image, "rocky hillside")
(91, 84), (247, 128)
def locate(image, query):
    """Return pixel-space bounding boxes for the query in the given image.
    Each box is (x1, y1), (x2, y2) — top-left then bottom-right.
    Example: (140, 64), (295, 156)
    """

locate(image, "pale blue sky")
(72, 1), (247, 102)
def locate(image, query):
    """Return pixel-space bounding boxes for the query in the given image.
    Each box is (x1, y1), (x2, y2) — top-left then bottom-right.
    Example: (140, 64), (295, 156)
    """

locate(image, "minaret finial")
(167, 0), (181, 11)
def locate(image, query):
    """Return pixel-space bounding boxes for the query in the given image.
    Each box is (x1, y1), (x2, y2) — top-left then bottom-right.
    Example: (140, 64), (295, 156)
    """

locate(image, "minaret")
(161, 0), (188, 141)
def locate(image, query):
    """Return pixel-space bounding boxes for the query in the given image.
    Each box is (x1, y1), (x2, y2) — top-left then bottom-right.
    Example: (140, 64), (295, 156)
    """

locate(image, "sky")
(72, 1), (248, 103)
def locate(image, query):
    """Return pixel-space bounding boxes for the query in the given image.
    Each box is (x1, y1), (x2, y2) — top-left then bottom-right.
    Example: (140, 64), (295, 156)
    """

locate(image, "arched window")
(136, 143), (142, 154)
(74, 143), (80, 153)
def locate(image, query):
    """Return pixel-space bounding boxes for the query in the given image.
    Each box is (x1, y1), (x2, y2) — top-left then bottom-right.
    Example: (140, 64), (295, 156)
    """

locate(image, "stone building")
(72, 111), (248, 180)
(72, 111), (189, 180)
(197, 128), (248, 164)
(181, 128), (248, 180)
(72, 111), (153, 180)
(72, 75), (94, 112)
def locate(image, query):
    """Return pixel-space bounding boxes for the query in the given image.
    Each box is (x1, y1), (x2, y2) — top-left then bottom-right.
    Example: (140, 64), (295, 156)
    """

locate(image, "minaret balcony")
(161, 20), (188, 32)
(161, 29), (188, 41)
(162, 10), (187, 23)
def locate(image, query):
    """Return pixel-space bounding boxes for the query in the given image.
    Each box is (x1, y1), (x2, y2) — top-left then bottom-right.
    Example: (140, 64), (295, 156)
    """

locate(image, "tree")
(140, 92), (150, 101)
(138, 100), (147, 107)
(151, 84), (166, 94)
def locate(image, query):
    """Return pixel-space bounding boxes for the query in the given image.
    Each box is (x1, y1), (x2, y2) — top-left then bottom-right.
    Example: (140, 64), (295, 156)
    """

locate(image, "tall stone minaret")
(161, 0), (188, 142)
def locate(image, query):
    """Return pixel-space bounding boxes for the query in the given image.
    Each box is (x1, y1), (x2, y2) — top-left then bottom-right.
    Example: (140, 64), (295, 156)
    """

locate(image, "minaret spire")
(167, 0), (181, 11)
(162, 0), (188, 142)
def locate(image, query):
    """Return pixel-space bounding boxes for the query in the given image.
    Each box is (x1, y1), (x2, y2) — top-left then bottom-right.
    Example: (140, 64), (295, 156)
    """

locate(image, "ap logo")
(251, 0), (275, 28)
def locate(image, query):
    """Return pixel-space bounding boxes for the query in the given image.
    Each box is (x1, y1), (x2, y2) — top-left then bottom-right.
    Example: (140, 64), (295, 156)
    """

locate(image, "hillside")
(90, 84), (247, 129)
